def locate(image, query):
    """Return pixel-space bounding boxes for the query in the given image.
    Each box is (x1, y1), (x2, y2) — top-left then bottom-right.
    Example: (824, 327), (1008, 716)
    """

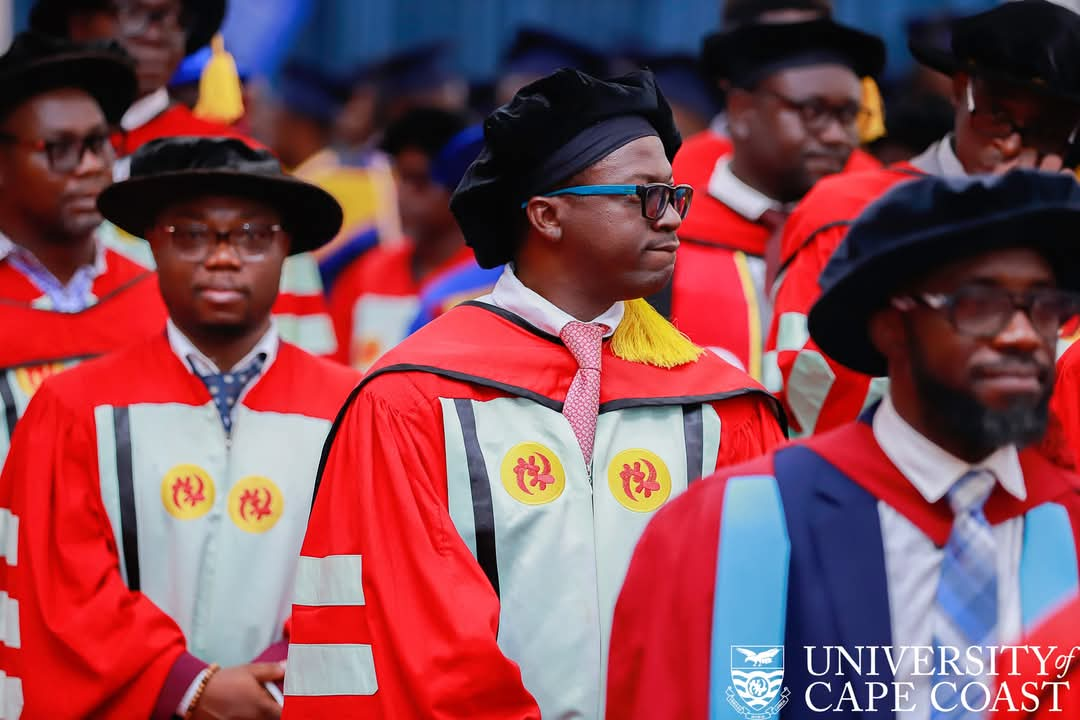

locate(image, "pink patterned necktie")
(560, 321), (606, 465)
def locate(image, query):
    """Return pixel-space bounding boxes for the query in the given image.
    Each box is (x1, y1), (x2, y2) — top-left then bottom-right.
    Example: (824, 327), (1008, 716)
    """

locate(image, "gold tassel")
(193, 34), (245, 124)
(610, 298), (704, 368)
(857, 76), (886, 144)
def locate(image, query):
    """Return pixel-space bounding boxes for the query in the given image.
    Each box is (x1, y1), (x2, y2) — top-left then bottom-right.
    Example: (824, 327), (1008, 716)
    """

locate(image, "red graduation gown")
(0, 333), (358, 719)
(995, 595), (1080, 718)
(764, 164), (925, 436)
(283, 302), (785, 719)
(608, 420), (1080, 719)
(0, 249), (166, 461)
(671, 130), (881, 380)
(327, 242), (474, 370)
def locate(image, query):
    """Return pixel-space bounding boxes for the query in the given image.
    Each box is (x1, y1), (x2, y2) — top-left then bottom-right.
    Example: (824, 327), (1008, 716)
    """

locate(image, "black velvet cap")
(97, 137), (343, 256)
(450, 68), (681, 269)
(909, 0), (1080, 104)
(0, 31), (136, 124)
(703, 17), (885, 88)
(809, 170), (1080, 377)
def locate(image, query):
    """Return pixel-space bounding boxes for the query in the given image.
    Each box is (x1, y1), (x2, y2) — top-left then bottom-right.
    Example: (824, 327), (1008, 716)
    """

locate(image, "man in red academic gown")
(668, 14), (884, 379)
(31, 0), (339, 359)
(328, 109), (477, 371)
(283, 69), (784, 718)
(609, 171), (1080, 719)
(765, 0), (1080, 437)
(0, 33), (166, 468)
(0, 137), (359, 719)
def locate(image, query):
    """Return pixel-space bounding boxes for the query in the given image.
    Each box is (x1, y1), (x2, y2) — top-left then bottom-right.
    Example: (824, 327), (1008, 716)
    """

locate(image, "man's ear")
(523, 197), (563, 246)
(725, 87), (755, 141)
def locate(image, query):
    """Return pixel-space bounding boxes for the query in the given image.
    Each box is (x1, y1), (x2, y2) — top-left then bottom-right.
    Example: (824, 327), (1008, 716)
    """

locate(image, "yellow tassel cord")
(193, 34), (245, 124)
(857, 76), (886, 144)
(610, 298), (704, 368)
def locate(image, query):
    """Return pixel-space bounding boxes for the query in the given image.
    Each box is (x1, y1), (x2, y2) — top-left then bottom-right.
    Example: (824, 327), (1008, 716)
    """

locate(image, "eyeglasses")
(0, 131), (114, 174)
(891, 285), (1080, 339)
(116, 0), (182, 35)
(160, 223), (284, 262)
(966, 79), (1080, 155)
(757, 89), (865, 134)
(525, 183), (694, 221)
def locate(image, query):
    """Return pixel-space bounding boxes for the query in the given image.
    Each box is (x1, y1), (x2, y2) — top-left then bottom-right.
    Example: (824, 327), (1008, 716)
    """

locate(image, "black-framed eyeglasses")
(116, 0), (183, 35)
(891, 285), (1080, 339)
(757, 89), (865, 133)
(524, 183), (694, 221)
(0, 131), (114, 174)
(966, 78), (1080, 155)
(160, 223), (285, 262)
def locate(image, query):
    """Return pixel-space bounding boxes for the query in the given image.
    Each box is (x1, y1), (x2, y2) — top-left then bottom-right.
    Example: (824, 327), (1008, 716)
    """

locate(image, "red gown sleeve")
(766, 222), (877, 436)
(282, 377), (541, 719)
(606, 478), (726, 719)
(2, 383), (198, 719)
(712, 394), (786, 471)
(1046, 343), (1080, 469)
(327, 262), (361, 366)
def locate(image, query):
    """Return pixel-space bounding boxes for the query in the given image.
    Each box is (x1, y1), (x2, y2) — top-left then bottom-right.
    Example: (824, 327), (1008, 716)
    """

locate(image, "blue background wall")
(13, 0), (1000, 81)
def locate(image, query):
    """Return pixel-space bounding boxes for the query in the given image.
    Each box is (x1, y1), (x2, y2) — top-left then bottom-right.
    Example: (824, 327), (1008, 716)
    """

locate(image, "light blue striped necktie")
(930, 469), (998, 720)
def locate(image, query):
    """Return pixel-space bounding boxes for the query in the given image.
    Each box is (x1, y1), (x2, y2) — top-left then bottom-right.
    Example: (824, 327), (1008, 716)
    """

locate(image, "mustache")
(970, 359), (1052, 380)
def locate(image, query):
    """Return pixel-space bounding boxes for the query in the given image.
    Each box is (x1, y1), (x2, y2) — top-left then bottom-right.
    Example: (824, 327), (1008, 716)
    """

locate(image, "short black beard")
(908, 341), (1051, 458)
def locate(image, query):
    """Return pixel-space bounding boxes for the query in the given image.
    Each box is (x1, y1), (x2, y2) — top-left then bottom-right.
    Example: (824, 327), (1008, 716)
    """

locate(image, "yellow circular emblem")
(228, 476), (284, 533)
(607, 449), (672, 513)
(161, 464), (216, 520)
(14, 362), (66, 397)
(500, 442), (566, 505)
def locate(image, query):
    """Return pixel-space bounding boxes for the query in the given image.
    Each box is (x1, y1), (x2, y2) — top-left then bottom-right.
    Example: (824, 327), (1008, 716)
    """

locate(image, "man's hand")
(189, 662), (285, 720)
(995, 148), (1074, 175)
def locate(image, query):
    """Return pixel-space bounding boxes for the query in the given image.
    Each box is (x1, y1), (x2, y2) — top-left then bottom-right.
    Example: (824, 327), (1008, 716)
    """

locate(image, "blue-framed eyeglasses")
(521, 183), (694, 221)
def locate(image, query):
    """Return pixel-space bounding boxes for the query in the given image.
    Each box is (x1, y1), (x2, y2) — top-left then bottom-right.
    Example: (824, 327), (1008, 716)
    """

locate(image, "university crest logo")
(727, 646), (790, 719)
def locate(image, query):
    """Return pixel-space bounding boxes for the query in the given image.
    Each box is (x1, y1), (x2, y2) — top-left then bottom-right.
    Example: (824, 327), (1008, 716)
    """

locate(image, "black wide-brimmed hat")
(29, 0), (225, 55)
(809, 170), (1080, 377)
(450, 68), (681, 269)
(702, 17), (885, 87)
(0, 31), (136, 124)
(909, 0), (1080, 104)
(97, 137), (343, 256)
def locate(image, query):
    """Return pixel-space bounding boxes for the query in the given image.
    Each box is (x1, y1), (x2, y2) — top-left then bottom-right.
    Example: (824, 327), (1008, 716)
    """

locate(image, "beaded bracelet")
(183, 663), (221, 720)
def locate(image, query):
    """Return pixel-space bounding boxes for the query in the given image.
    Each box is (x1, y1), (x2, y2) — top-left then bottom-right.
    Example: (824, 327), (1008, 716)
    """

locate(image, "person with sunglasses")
(765, 0), (1080, 441)
(0, 136), (360, 718)
(665, 10), (885, 383)
(0, 33), (168, 472)
(610, 169), (1080, 718)
(283, 68), (785, 719)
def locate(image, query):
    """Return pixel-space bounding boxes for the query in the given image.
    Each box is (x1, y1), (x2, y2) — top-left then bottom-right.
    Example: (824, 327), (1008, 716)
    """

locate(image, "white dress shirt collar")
(872, 393), (1026, 504)
(166, 318), (281, 377)
(0, 229), (106, 274)
(909, 134), (967, 177)
(707, 157), (783, 222)
(120, 87), (171, 132)
(479, 264), (624, 339)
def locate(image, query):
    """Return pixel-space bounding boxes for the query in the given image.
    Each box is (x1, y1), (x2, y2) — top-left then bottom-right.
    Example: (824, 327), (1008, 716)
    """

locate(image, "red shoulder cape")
(0, 250), (166, 368)
(366, 301), (779, 410)
(778, 162), (924, 271)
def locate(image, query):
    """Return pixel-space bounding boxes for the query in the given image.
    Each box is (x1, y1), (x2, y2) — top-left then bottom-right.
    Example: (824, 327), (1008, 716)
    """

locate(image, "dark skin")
(0, 89), (112, 284)
(517, 135), (682, 321)
(393, 147), (466, 281)
(727, 63), (862, 203)
(147, 195), (287, 371)
(951, 72), (1080, 173)
(870, 248), (1057, 463)
(116, 0), (187, 99)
